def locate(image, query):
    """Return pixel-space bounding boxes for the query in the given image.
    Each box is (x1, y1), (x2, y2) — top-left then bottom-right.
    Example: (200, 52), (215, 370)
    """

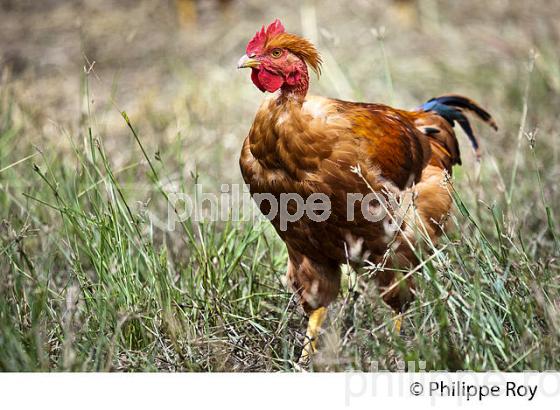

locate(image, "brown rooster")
(238, 20), (497, 363)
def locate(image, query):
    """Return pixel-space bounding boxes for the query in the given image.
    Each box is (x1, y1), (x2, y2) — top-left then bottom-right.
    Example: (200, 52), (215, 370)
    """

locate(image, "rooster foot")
(393, 313), (404, 335)
(297, 306), (327, 366)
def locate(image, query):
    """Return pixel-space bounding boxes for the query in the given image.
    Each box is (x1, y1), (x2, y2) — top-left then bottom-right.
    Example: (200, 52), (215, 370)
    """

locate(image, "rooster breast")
(239, 94), (438, 265)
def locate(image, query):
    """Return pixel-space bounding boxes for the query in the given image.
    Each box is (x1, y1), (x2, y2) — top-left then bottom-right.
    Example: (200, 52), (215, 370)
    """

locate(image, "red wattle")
(251, 68), (284, 93)
(251, 69), (266, 92)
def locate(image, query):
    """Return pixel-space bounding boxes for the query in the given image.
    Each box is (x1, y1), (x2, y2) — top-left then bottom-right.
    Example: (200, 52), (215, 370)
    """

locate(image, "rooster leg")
(393, 313), (403, 334)
(286, 248), (340, 364)
(299, 306), (327, 363)
(376, 252), (416, 336)
(380, 282), (410, 336)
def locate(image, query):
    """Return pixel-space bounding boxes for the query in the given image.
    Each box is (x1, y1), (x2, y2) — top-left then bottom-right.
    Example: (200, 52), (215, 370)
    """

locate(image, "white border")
(1, 372), (559, 409)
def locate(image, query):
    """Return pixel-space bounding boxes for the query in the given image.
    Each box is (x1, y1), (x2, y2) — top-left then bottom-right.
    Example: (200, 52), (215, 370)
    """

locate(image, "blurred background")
(2, 0), (559, 183)
(1, 1), (559, 371)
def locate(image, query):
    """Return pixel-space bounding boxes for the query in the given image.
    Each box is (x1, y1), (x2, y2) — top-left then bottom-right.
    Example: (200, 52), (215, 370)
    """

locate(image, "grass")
(1, 1), (559, 371)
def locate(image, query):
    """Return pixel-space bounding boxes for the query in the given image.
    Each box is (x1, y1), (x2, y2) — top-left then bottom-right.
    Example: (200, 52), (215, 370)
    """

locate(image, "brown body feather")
(240, 94), (494, 313)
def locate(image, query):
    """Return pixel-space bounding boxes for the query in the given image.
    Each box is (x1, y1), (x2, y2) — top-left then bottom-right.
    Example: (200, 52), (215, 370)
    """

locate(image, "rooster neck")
(278, 62), (309, 104)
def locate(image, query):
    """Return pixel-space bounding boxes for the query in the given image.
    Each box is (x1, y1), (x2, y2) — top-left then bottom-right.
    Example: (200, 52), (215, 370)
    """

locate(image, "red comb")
(246, 19), (285, 54)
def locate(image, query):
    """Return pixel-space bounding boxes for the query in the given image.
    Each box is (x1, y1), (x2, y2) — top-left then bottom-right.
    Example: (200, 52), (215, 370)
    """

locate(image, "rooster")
(238, 20), (497, 363)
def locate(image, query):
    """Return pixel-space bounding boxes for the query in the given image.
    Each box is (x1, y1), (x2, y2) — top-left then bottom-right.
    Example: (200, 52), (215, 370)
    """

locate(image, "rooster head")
(238, 19), (322, 93)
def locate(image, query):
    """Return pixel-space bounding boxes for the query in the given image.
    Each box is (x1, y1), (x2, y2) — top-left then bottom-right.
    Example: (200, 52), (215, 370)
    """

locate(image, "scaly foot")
(393, 313), (403, 335)
(298, 306), (327, 365)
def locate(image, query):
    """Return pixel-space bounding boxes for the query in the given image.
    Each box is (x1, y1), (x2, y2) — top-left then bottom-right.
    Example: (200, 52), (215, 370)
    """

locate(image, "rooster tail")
(417, 94), (497, 161)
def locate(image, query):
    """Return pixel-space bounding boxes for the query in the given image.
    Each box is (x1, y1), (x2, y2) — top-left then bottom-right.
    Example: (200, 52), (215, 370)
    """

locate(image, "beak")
(237, 54), (260, 69)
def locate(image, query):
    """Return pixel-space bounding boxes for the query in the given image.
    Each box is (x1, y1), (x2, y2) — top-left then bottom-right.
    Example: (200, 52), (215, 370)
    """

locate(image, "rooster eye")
(270, 49), (282, 58)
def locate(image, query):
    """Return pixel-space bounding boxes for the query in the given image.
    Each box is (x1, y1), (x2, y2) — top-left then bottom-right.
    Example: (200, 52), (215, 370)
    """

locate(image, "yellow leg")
(299, 307), (327, 364)
(393, 313), (403, 334)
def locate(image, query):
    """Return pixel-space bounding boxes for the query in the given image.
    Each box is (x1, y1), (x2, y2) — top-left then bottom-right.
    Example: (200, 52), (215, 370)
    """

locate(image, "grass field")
(1, 0), (559, 371)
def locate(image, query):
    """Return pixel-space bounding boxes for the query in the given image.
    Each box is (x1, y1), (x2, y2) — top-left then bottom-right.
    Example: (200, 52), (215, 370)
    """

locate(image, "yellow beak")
(237, 54), (260, 69)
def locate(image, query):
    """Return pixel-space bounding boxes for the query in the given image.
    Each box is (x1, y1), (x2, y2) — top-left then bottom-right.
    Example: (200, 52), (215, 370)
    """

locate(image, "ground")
(0, 0), (559, 371)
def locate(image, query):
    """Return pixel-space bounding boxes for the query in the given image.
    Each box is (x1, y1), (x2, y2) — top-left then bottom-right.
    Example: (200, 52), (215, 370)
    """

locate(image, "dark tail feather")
(431, 94), (498, 131)
(417, 94), (497, 159)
